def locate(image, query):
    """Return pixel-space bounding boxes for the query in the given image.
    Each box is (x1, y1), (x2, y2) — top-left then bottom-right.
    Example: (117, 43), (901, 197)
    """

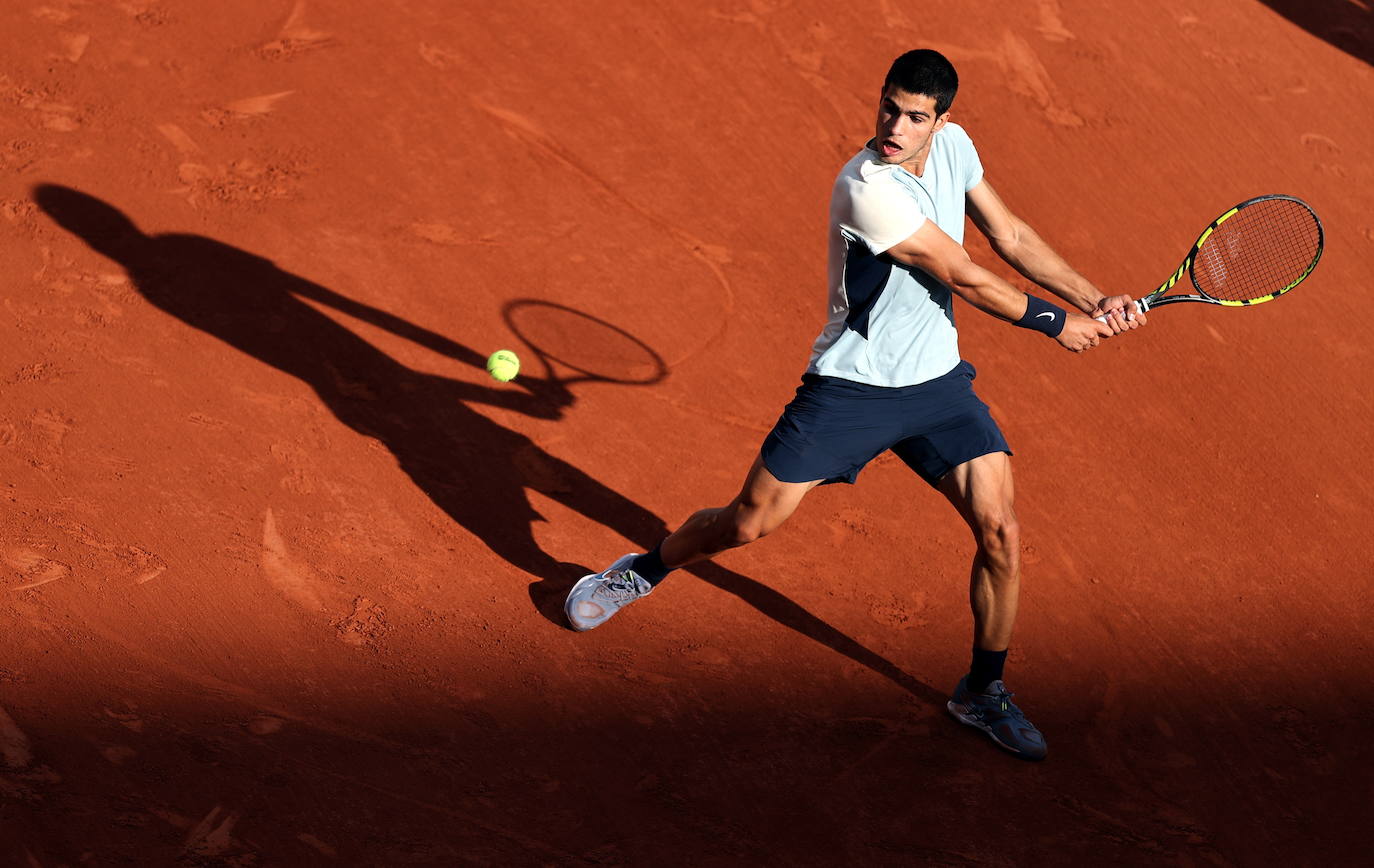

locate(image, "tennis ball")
(486, 349), (520, 382)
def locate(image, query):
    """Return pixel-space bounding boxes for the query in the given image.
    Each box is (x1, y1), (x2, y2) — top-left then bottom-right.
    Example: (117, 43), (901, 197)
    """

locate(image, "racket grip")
(1094, 297), (1149, 324)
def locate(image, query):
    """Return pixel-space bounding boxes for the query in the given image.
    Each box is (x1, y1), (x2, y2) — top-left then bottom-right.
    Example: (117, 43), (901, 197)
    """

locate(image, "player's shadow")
(32, 184), (944, 708)
(1257, 1), (1374, 67)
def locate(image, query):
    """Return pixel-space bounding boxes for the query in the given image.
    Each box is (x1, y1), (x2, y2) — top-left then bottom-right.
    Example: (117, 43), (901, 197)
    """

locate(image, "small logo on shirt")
(1035, 312), (1057, 321)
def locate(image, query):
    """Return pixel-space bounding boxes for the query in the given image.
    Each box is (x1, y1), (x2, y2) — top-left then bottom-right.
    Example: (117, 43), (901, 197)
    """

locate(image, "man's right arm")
(883, 220), (1113, 353)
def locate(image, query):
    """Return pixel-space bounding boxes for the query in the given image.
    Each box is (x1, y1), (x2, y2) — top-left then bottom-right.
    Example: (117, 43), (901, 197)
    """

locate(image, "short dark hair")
(883, 49), (959, 115)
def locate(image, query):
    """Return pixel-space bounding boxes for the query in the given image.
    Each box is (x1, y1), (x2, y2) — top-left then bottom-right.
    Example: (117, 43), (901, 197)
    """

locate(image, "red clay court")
(2, 1), (1371, 864)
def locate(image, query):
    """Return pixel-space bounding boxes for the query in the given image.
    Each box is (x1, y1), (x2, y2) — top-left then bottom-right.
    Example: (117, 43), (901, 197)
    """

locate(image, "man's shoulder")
(938, 122), (975, 147)
(832, 156), (917, 221)
(835, 146), (905, 189)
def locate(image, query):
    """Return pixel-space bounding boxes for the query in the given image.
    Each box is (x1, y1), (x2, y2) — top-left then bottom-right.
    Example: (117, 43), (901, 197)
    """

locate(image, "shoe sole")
(946, 701), (1047, 761)
(564, 573), (604, 632)
(564, 554), (638, 632)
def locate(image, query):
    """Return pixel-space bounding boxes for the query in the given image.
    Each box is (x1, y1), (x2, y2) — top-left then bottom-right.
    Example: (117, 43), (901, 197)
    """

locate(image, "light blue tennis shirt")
(807, 122), (984, 387)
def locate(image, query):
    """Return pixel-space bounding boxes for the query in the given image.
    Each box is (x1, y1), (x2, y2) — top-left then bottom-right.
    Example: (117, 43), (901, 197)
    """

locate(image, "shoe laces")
(984, 686), (1025, 719)
(595, 569), (648, 603)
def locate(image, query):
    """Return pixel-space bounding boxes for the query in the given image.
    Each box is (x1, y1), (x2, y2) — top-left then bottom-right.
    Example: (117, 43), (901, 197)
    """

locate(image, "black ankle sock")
(967, 647), (1008, 694)
(630, 544), (672, 586)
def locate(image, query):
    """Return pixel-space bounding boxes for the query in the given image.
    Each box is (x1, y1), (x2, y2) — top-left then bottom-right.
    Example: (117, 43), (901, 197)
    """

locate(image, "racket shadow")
(32, 184), (941, 708)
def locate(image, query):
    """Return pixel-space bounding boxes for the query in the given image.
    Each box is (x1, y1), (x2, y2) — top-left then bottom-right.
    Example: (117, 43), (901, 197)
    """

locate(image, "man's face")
(874, 86), (948, 165)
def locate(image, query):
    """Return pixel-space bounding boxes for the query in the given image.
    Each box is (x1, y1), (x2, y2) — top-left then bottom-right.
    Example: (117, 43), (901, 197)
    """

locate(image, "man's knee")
(724, 513), (768, 548)
(974, 509), (1020, 562)
(723, 501), (790, 548)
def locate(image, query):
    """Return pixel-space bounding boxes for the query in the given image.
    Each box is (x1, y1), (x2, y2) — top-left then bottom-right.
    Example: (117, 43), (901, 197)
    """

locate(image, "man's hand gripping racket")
(1096, 194), (1324, 325)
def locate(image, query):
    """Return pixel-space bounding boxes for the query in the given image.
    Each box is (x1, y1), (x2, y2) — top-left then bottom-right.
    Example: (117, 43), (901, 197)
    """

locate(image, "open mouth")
(880, 139), (901, 157)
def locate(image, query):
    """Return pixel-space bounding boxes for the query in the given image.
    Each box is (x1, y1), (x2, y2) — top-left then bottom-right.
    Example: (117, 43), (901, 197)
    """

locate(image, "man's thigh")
(935, 451), (1016, 529)
(734, 454), (825, 534)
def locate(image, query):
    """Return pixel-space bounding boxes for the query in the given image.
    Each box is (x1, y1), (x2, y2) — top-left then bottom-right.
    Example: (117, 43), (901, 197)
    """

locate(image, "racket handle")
(1093, 296), (1150, 323)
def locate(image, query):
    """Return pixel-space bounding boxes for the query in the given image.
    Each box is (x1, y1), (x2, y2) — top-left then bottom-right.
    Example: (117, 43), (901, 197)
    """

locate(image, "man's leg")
(937, 452), (1048, 760)
(936, 452), (1020, 657)
(660, 455), (822, 569)
(565, 455), (820, 630)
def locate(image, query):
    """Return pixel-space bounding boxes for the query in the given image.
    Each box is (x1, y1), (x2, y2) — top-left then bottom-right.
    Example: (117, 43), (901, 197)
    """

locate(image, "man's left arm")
(965, 180), (1145, 331)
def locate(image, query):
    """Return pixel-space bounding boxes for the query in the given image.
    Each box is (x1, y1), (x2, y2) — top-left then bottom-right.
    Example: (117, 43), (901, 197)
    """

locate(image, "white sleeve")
(839, 176), (926, 255)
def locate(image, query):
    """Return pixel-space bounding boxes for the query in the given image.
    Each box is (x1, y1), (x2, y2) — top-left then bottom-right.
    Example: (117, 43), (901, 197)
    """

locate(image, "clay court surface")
(2, 1), (1372, 864)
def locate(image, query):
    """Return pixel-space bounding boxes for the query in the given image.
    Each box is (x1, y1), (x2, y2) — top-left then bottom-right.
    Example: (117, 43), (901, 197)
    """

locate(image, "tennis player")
(566, 49), (1143, 759)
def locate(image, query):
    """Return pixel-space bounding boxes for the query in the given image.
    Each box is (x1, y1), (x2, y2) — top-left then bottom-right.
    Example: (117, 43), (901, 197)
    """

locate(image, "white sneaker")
(565, 553), (651, 631)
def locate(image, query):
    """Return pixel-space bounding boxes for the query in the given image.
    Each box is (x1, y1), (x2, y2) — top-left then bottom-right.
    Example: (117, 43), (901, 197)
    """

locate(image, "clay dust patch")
(246, 715), (284, 736)
(156, 123), (201, 154)
(407, 222), (501, 247)
(56, 32), (90, 64)
(997, 30), (1085, 127)
(867, 597), (929, 631)
(100, 745), (137, 765)
(260, 508), (326, 612)
(128, 547), (166, 584)
(1, 198), (39, 224)
(3, 547), (70, 591)
(41, 105), (82, 132)
(1036, 0), (1076, 41)
(221, 91), (295, 117)
(202, 90), (296, 127)
(269, 442), (317, 495)
(118, 3), (171, 27)
(257, 0), (335, 60)
(172, 157), (305, 207)
(335, 596), (387, 648)
(0, 706), (33, 769)
(297, 834), (337, 857)
(104, 708), (144, 733)
(26, 514), (165, 586)
(7, 362), (66, 385)
(31, 6), (74, 24)
(1300, 132), (1348, 178)
(31, 408), (73, 447)
(1, 140), (42, 172)
(183, 805), (246, 861)
(418, 42), (463, 70)
(923, 35), (1084, 127)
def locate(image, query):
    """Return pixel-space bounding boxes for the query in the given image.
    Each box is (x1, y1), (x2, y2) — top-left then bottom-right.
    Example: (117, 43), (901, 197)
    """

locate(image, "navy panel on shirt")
(841, 241), (894, 340)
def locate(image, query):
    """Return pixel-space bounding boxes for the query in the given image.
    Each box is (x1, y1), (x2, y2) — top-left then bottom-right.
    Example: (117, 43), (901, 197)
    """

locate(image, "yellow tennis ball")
(486, 349), (520, 382)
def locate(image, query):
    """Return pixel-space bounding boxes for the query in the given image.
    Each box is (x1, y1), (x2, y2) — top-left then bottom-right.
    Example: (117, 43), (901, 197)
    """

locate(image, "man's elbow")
(987, 229), (1023, 261)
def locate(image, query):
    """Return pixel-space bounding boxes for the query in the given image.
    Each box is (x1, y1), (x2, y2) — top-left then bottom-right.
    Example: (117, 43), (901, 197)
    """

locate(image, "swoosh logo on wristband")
(1035, 312), (1056, 321)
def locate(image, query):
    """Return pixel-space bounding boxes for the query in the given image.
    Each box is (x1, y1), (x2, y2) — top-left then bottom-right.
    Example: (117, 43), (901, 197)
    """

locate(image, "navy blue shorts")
(760, 361), (1011, 487)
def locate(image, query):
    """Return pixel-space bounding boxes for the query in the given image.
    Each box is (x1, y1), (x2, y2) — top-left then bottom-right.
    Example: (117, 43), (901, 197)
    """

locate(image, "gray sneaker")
(565, 554), (651, 631)
(947, 677), (1048, 761)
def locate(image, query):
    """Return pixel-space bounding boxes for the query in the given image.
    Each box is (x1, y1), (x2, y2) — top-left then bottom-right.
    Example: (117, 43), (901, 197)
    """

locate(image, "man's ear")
(933, 112), (950, 133)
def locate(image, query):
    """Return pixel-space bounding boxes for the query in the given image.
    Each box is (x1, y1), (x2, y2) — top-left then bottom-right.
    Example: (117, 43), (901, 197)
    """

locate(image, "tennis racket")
(1096, 194), (1323, 322)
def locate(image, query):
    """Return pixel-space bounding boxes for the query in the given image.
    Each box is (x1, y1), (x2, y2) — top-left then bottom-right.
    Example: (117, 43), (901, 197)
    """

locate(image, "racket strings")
(1192, 199), (1322, 303)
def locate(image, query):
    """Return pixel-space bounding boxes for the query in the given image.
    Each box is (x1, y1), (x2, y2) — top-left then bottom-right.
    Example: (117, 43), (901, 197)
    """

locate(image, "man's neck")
(899, 147), (932, 178)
